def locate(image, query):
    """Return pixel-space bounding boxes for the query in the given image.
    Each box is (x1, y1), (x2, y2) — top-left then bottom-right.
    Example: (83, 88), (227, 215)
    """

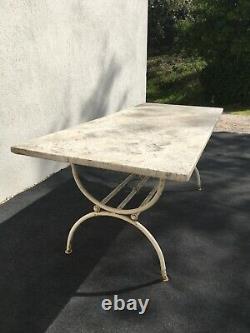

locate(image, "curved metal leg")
(65, 211), (169, 282)
(67, 164), (169, 283)
(194, 167), (202, 191)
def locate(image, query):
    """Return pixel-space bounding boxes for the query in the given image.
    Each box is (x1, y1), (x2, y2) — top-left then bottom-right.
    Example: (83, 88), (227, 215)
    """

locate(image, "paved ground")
(0, 132), (250, 333)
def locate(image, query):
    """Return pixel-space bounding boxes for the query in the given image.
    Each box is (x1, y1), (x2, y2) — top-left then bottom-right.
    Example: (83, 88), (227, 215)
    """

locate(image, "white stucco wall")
(0, 0), (148, 203)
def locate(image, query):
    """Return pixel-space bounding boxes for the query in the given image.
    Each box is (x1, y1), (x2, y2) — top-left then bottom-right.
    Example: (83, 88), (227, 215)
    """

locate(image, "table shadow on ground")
(0, 132), (250, 333)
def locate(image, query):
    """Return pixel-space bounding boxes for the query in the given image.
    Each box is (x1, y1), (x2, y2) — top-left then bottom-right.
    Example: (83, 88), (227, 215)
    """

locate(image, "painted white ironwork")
(194, 167), (202, 191)
(65, 211), (168, 282)
(68, 163), (168, 281)
(71, 164), (165, 215)
(100, 174), (135, 205)
(131, 184), (159, 221)
(66, 163), (203, 282)
(117, 176), (149, 209)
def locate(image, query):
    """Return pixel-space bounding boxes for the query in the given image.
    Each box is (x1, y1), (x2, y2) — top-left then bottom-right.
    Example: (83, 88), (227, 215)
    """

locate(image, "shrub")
(184, 0), (250, 105)
(200, 57), (250, 105)
(148, 0), (193, 55)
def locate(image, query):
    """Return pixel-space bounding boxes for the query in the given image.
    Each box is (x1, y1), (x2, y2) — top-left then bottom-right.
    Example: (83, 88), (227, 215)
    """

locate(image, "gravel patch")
(215, 114), (250, 134)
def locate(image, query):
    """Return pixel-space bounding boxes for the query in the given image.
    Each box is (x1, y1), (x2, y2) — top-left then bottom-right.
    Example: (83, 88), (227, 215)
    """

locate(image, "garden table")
(11, 103), (223, 282)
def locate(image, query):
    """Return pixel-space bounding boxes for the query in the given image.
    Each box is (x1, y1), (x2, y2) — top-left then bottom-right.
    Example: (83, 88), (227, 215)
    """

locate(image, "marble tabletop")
(11, 103), (223, 181)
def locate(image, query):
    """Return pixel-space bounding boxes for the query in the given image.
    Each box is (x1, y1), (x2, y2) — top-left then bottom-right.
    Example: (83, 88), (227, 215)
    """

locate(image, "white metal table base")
(65, 164), (202, 282)
(194, 166), (202, 191)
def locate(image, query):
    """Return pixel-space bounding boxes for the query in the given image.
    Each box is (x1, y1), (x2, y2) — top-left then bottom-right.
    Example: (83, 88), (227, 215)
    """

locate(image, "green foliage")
(147, 53), (250, 114)
(200, 57), (250, 105)
(184, 0), (250, 105)
(148, 0), (250, 106)
(147, 54), (206, 105)
(187, 0), (250, 60)
(148, 0), (192, 55)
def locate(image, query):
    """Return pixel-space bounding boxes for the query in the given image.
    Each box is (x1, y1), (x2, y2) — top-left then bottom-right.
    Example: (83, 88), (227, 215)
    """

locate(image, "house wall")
(0, 0), (148, 203)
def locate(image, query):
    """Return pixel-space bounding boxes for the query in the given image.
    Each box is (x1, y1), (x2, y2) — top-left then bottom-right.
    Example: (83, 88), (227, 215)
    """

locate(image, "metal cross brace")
(65, 164), (202, 282)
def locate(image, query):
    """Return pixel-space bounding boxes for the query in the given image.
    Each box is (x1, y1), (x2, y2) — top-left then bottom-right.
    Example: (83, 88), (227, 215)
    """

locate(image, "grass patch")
(147, 54), (207, 105)
(224, 106), (250, 116)
(231, 110), (250, 116)
(147, 53), (250, 115)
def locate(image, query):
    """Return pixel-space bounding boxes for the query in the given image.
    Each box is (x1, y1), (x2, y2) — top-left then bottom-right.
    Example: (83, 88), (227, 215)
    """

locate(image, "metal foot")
(65, 245), (72, 255)
(162, 275), (169, 282)
(65, 211), (169, 281)
(68, 164), (169, 282)
(162, 269), (169, 282)
(194, 167), (202, 191)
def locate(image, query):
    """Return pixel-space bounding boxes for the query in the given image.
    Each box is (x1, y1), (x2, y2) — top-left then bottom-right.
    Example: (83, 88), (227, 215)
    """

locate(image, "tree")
(185, 0), (250, 105)
(148, 0), (192, 55)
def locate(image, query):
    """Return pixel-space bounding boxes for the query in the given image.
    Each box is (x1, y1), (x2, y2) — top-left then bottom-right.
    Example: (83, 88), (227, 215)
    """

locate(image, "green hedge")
(201, 57), (250, 105)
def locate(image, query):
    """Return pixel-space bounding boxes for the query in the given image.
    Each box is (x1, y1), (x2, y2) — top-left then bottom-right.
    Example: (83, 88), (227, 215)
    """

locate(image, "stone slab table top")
(11, 103), (223, 181)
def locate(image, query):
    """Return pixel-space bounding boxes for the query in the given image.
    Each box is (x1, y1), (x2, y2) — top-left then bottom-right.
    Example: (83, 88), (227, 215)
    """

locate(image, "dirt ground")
(215, 114), (250, 134)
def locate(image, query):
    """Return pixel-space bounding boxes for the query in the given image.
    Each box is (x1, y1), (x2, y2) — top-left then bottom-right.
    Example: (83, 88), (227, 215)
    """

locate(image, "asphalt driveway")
(0, 132), (249, 333)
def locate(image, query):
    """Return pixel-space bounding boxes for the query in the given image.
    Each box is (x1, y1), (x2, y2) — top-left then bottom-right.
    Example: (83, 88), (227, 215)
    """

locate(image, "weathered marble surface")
(11, 103), (223, 181)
